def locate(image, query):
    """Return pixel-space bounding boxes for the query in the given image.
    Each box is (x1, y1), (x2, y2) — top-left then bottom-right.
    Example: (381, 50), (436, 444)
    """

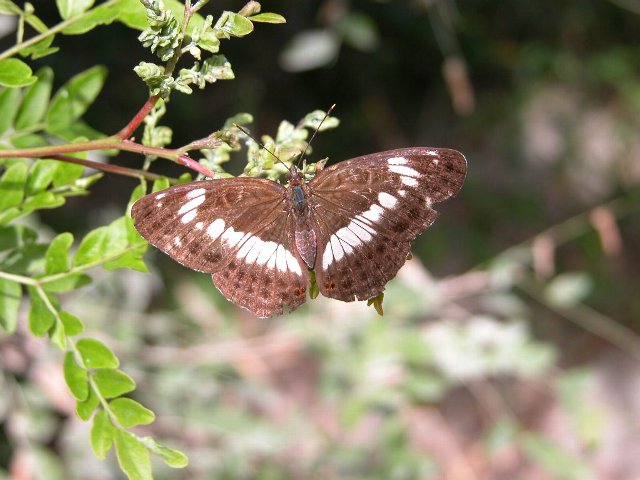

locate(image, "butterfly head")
(287, 164), (305, 186)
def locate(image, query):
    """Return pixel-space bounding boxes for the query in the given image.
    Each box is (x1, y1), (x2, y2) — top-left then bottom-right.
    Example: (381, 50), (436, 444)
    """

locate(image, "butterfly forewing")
(131, 178), (309, 317)
(308, 147), (466, 301)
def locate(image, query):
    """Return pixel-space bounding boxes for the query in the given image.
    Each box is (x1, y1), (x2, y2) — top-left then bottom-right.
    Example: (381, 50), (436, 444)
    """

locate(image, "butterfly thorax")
(287, 167), (316, 269)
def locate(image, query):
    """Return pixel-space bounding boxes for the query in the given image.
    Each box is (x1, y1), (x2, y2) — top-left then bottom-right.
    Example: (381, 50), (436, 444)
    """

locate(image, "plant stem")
(48, 154), (174, 182)
(0, 136), (216, 178)
(519, 278), (640, 362)
(0, 270), (36, 286)
(117, 95), (160, 140)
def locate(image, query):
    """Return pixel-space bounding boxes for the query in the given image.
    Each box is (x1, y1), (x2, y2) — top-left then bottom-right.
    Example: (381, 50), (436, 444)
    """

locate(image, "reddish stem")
(117, 95), (160, 140)
(0, 136), (217, 179)
(176, 154), (217, 178)
(48, 154), (175, 182)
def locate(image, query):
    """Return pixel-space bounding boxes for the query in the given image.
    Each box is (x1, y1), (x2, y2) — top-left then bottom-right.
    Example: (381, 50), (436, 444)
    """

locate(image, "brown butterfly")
(131, 147), (467, 317)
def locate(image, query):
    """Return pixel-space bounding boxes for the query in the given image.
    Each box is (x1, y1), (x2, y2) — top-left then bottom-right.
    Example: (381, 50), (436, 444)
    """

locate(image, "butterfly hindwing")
(131, 178), (309, 317)
(308, 147), (467, 301)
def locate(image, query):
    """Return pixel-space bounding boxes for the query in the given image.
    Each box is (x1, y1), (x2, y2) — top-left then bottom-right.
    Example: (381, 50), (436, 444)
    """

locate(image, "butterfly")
(131, 147), (467, 317)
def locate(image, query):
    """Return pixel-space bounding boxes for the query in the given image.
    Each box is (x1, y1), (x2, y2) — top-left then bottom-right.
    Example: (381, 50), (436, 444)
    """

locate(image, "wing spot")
(349, 221), (373, 242)
(195, 221), (204, 230)
(275, 244), (288, 272)
(387, 156), (407, 165)
(256, 241), (278, 266)
(173, 237), (182, 247)
(378, 192), (398, 209)
(207, 219), (225, 241)
(155, 193), (166, 200)
(330, 236), (345, 262)
(186, 188), (206, 199)
(389, 165), (419, 177)
(361, 203), (384, 223)
(178, 195), (206, 215)
(237, 236), (259, 260)
(181, 209), (197, 224)
(221, 227), (245, 248)
(401, 176), (418, 187)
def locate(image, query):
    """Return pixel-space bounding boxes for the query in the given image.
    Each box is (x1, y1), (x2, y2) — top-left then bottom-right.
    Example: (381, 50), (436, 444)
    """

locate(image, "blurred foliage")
(1, 0), (640, 479)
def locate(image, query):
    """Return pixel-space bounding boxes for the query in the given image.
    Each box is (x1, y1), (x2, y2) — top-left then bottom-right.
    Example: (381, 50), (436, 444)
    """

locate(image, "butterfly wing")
(131, 178), (309, 318)
(308, 147), (467, 302)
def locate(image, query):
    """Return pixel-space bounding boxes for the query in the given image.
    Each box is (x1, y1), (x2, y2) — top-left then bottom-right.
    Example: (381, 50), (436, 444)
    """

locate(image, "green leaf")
(0, 225), (36, 251)
(64, 351), (89, 400)
(77, 338), (119, 369)
(0, 87), (22, 134)
(53, 161), (84, 186)
(114, 430), (152, 480)
(28, 294), (56, 337)
(45, 232), (73, 274)
(20, 37), (59, 61)
(41, 272), (92, 293)
(61, 0), (121, 34)
(1, 243), (47, 273)
(114, 0), (204, 32)
(90, 410), (114, 459)
(56, 0), (95, 19)
(138, 437), (188, 468)
(26, 160), (58, 194)
(9, 132), (48, 148)
(73, 226), (107, 266)
(76, 387), (99, 420)
(60, 310), (84, 335)
(109, 398), (155, 427)
(103, 246), (148, 272)
(151, 176), (170, 192)
(0, 58), (36, 87)
(128, 184), (145, 206)
(22, 191), (65, 212)
(49, 315), (66, 350)
(217, 11), (254, 37)
(0, 0), (22, 15)
(519, 432), (591, 480)
(15, 67), (53, 130)
(45, 66), (107, 133)
(0, 162), (28, 210)
(249, 13), (286, 24)
(0, 278), (21, 332)
(93, 369), (136, 398)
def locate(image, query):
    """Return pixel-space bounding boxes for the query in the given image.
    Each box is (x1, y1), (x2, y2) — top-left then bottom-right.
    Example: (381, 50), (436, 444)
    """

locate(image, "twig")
(47, 154), (176, 183)
(518, 278), (640, 362)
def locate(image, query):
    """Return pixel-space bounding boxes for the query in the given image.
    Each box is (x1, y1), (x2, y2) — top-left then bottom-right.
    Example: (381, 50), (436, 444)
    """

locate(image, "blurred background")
(2, 0), (640, 478)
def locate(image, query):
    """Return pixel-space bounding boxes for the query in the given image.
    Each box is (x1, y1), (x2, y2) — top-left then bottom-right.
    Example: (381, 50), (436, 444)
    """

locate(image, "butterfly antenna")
(297, 104), (336, 168)
(233, 123), (292, 174)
